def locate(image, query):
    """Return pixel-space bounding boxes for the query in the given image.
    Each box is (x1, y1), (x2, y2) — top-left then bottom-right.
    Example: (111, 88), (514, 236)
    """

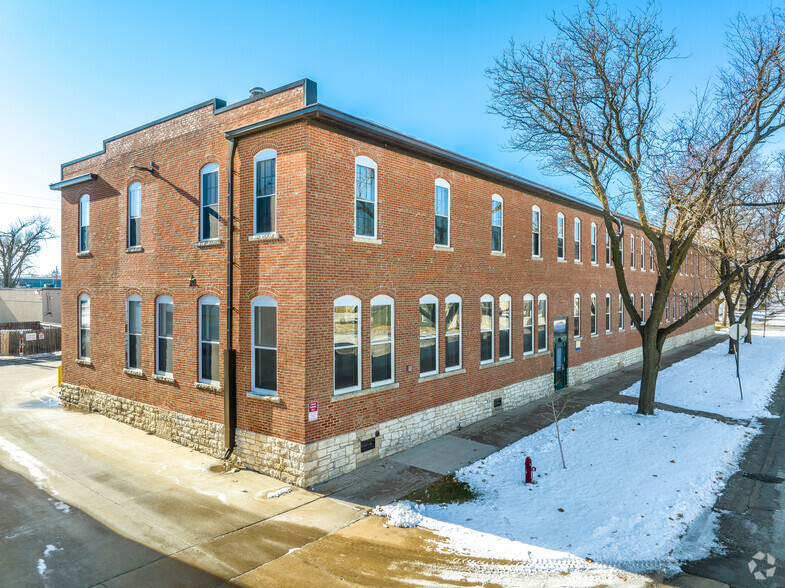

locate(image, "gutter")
(223, 138), (238, 459)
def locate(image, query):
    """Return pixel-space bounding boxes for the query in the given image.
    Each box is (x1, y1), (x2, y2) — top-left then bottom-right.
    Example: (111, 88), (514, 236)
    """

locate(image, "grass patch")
(402, 474), (478, 505)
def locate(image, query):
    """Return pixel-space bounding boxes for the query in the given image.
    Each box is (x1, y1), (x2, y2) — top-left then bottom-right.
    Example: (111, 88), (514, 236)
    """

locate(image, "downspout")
(223, 138), (238, 459)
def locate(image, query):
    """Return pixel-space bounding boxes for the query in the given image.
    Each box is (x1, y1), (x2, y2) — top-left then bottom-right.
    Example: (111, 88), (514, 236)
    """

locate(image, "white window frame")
(620, 234), (624, 268)
(155, 295), (174, 376)
(630, 234), (635, 269)
(498, 294), (512, 360)
(79, 194), (90, 253)
(200, 163), (220, 241)
(419, 294), (439, 377)
(556, 212), (565, 260)
(591, 222), (597, 264)
(574, 218), (581, 262)
(605, 294), (612, 333)
(590, 293), (597, 336)
(128, 182), (141, 248)
(78, 293), (90, 359)
(253, 149), (277, 236)
(618, 293), (624, 330)
(605, 228), (611, 266)
(370, 294), (394, 386)
(666, 295), (670, 321)
(532, 206), (541, 257)
(641, 293), (645, 323)
(480, 294), (494, 364)
(650, 241), (654, 272)
(126, 294), (141, 370)
(523, 294), (534, 356)
(537, 294), (548, 352)
(641, 237), (645, 270)
(334, 295), (361, 393)
(492, 194), (503, 253)
(198, 295), (220, 385)
(354, 156), (378, 239)
(630, 292), (635, 328)
(444, 294), (462, 371)
(573, 293), (581, 339)
(434, 179), (450, 247)
(251, 296), (277, 395)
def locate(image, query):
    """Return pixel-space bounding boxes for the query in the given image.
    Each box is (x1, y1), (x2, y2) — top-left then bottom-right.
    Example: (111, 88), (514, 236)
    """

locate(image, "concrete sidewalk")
(314, 333), (726, 506)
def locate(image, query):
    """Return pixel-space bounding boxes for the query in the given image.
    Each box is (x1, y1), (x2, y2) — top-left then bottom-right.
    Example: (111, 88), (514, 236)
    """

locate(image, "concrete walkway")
(314, 333), (727, 506)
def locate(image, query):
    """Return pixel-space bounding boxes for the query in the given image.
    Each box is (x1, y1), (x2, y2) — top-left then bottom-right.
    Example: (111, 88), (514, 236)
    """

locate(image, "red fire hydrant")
(525, 456), (536, 484)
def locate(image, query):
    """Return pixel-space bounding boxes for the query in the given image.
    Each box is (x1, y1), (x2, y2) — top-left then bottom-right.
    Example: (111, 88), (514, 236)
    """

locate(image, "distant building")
(51, 79), (714, 486)
(18, 275), (62, 289)
(0, 287), (61, 325)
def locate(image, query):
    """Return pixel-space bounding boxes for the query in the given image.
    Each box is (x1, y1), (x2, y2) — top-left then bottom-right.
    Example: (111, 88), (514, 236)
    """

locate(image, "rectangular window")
(434, 184), (450, 246)
(445, 300), (461, 369)
(156, 299), (173, 375)
(650, 241), (654, 271)
(126, 298), (141, 369)
(78, 296), (90, 359)
(591, 224), (597, 263)
(79, 196), (89, 252)
(200, 300), (219, 383)
(641, 293), (645, 323)
(606, 229), (611, 265)
(371, 301), (393, 385)
(556, 214), (564, 259)
(532, 208), (541, 257)
(480, 299), (494, 363)
(523, 297), (534, 354)
(419, 301), (437, 375)
(201, 168), (219, 240)
(590, 295), (597, 335)
(630, 293), (635, 328)
(253, 303), (277, 393)
(620, 236), (624, 268)
(355, 164), (376, 238)
(492, 197), (503, 252)
(537, 296), (547, 351)
(605, 296), (611, 332)
(641, 237), (645, 270)
(574, 219), (581, 261)
(573, 295), (581, 338)
(499, 297), (511, 359)
(618, 294), (624, 330)
(255, 157), (276, 234)
(334, 300), (360, 391)
(630, 235), (635, 268)
(128, 183), (141, 247)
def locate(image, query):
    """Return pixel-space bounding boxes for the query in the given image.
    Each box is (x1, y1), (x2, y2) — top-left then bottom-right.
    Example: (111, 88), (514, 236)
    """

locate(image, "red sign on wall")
(308, 401), (318, 422)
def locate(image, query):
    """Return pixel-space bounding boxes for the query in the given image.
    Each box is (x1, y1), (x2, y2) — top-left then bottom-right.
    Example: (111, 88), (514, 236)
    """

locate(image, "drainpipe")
(223, 138), (238, 459)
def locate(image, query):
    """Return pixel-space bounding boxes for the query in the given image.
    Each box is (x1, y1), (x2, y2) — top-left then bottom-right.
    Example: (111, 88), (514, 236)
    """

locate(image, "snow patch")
(266, 487), (292, 499)
(37, 544), (60, 577)
(0, 435), (57, 494)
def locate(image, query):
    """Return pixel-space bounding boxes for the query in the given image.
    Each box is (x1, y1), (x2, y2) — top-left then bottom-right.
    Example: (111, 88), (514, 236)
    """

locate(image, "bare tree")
(0, 216), (55, 287)
(487, 1), (785, 415)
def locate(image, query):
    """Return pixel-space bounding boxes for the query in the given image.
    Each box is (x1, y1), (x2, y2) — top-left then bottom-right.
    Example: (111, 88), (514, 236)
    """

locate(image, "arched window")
(78, 293), (90, 359)
(156, 295), (173, 376)
(492, 195), (503, 252)
(355, 156), (377, 238)
(445, 294), (462, 370)
(618, 294), (624, 330)
(254, 149), (277, 235)
(434, 179), (450, 247)
(640, 237), (645, 270)
(523, 294), (534, 355)
(252, 296), (277, 394)
(630, 234), (635, 268)
(630, 292), (635, 328)
(198, 296), (220, 384)
(574, 218), (581, 262)
(605, 294), (612, 333)
(650, 241), (654, 272)
(620, 232), (625, 268)
(537, 294), (548, 351)
(573, 294), (581, 338)
(590, 293), (597, 335)
(499, 294), (511, 360)
(641, 293), (645, 323)
(370, 295), (394, 386)
(334, 295), (361, 392)
(605, 228), (611, 266)
(556, 212), (565, 260)
(126, 294), (141, 370)
(480, 294), (494, 363)
(419, 295), (438, 376)
(532, 206), (541, 257)
(128, 182), (141, 248)
(200, 163), (219, 241)
(79, 194), (90, 252)
(590, 222), (597, 264)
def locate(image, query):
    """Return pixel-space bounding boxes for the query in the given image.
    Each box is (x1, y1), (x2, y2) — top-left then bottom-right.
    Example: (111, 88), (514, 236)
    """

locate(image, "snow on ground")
(377, 402), (755, 575)
(621, 330), (785, 419)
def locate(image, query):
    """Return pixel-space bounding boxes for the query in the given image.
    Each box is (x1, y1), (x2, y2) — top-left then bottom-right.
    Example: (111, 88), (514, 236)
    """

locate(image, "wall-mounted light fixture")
(189, 274), (197, 287)
(130, 162), (155, 175)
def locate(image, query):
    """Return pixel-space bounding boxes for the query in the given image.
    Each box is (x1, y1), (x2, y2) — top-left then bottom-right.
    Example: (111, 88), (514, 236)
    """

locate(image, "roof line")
(49, 173), (97, 191)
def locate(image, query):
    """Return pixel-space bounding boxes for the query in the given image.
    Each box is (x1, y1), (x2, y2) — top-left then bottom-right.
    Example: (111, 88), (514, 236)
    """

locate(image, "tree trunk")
(744, 310), (753, 343)
(727, 298), (737, 354)
(637, 327), (664, 415)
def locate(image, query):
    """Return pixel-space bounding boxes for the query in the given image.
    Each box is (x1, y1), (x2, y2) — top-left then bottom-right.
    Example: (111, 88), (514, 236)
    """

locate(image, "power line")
(0, 190), (61, 203)
(0, 200), (60, 211)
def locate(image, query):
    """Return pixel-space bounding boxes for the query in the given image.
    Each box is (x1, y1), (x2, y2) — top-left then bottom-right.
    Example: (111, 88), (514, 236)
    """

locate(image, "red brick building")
(51, 79), (714, 486)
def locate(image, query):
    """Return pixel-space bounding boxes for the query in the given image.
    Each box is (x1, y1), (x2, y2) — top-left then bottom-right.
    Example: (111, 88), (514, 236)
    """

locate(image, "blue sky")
(0, 0), (774, 274)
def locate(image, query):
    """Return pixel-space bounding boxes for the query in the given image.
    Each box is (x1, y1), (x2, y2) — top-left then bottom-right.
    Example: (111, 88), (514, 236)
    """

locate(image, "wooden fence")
(0, 326), (61, 356)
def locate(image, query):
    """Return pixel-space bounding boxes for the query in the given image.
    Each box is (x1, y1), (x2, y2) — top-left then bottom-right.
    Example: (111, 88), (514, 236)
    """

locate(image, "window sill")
(76, 251), (91, 258)
(433, 244), (453, 252)
(574, 336), (582, 341)
(491, 251), (506, 257)
(574, 260), (583, 265)
(418, 368), (465, 383)
(479, 357), (514, 370)
(196, 239), (223, 248)
(353, 235), (381, 244)
(246, 391), (281, 402)
(525, 349), (550, 359)
(557, 258), (566, 263)
(123, 368), (144, 377)
(591, 262), (599, 267)
(195, 381), (222, 392)
(75, 358), (92, 366)
(249, 232), (281, 242)
(333, 382), (399, 401)
(591, 334), (599, 338)
(152, 374), (175, 383)
(531, 255), (543, 261)
(124, 246), (144, 254)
